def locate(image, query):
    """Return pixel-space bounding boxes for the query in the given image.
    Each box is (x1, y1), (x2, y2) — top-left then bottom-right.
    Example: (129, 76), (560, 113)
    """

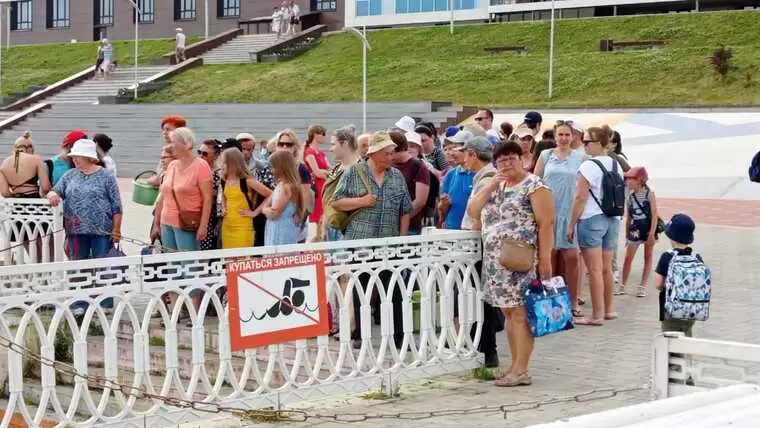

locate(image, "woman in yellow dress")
(220, 148), (272, 248)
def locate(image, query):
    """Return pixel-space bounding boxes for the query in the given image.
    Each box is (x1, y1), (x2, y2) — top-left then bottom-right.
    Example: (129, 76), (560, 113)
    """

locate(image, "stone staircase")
(202, 33), (281, 64)
(2, 102), (462, 178)
(44, 66), (170, 104)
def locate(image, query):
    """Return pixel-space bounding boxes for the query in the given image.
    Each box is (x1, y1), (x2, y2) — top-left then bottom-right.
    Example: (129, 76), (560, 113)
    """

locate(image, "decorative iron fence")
(0, 230), (484, 427)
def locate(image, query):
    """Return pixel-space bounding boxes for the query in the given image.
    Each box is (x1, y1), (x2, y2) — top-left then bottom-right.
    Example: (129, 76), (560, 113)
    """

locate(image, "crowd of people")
(0, 108), (707, 388)
(271, 0), (301, 38)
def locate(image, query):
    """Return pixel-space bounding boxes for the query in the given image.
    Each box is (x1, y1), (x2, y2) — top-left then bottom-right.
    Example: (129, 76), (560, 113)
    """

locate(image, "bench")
(484, 46), (527, 55)
(600, 39), (665, 52)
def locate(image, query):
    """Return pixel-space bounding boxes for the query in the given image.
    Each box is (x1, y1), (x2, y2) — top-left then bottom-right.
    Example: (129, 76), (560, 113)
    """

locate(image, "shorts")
(661, 318), (695, 337)
(578, 214), (620, 251)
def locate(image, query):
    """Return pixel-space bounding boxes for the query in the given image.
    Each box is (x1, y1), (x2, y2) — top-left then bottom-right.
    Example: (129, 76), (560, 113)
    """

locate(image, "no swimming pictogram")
(226, 251), (329, 350)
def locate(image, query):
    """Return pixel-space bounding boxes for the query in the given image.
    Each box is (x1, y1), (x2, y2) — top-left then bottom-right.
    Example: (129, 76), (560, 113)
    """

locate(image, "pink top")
(304, 145), (329, 223)
(160, 157), (212, 228)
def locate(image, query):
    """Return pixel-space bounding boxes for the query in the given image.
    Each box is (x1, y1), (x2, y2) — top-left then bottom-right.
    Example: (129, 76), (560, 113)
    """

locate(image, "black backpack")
(749, 150), (760, 183)
(588, 158), (625, 217)
(411, 159), (440, 217)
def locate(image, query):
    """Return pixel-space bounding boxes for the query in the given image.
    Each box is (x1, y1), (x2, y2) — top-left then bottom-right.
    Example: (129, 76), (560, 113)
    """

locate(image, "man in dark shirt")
(390, 131), (430, 235)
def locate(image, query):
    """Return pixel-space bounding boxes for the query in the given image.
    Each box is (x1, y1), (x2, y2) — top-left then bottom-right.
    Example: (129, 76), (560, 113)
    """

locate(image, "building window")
(136, 0), (155, 23)
(95, 0), (114, 25)
(312, 0), (336, 12)
(396, 0), (474, 12)
(356, 0), (380, 16)
(46, 0), (70, 28)
(217, 0), (239, 17)
(174, 0), (196, 20)
(10, 0), (33, 31)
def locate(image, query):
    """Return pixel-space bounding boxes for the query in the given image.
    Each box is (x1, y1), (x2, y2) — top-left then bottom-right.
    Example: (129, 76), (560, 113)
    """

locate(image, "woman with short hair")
(151, 127), (213, 252)
(466, 141), (555, 387)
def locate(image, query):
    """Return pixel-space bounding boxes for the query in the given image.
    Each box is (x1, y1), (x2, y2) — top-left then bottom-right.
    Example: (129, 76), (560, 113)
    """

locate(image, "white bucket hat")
(69, 139), (99, 160)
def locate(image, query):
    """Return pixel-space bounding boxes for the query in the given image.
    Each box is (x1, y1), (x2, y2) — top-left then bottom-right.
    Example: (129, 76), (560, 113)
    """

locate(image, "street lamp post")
(449, 0), (454, 35)
(547, 0), (556, 99)
(204, 0), (209, 39)
(344, 26), (372, 134)
(126, 0), (140, 100)
(0, 0), (13, 102)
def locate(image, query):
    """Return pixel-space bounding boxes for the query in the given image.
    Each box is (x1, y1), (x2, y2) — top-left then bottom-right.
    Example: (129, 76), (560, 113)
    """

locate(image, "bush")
(711, 45), (733, 79)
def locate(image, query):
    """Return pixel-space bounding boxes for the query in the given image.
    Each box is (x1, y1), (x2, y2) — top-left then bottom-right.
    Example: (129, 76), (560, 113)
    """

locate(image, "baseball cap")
(485, 134), (500, 146)
(446, 130), (473, 145)
(524, 111), (543, 127)
(63, 129), (87, 148)
(513, 127), (534, 139)
(624, 166), (648, 182)
(236, 132), (255, 142)
(457, 136), (492, 155)
(568, 119), (585, 134)
(405, 131), (422, 147)
(445, 125), (460, 138)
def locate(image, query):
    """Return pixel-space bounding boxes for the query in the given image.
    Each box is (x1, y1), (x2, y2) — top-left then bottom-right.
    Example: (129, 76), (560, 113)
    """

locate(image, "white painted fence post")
(52, 204), (65, 262)
(652, 332), (681, 399)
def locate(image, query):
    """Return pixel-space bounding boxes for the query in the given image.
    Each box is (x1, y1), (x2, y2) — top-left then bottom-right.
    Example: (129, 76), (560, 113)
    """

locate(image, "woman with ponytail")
(0, 131), (50, 198)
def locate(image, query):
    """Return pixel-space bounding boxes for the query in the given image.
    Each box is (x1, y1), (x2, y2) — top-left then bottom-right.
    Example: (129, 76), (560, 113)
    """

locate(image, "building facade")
(3, 0), (343, 44)
(3, 0), (758, 44)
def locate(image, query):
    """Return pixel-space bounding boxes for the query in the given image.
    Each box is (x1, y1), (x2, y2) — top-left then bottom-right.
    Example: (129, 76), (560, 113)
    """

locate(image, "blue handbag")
(525, 276), (574, 337)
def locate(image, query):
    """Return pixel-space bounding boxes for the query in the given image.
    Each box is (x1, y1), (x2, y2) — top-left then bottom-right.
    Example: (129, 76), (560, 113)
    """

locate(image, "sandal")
(636, 285), (648, 298)
(572, 309), (583, 318)
(614, 284), (627, 296)
(494, 371), (532, 387)
(604, 312), (619, 320)
(575, 317), (604, 326)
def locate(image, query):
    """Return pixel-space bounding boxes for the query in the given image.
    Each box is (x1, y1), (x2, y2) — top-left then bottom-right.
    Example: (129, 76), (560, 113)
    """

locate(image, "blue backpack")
(749, 150), (760, 183)
(664, 251), (711, 321)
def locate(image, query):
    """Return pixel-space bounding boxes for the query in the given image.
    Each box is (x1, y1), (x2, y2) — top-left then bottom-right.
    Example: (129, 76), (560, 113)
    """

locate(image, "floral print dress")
(481, 174), (548, 309)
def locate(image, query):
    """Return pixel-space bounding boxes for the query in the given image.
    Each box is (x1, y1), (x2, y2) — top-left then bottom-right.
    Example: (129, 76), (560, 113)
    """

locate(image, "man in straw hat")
(330, 131), (412, 349)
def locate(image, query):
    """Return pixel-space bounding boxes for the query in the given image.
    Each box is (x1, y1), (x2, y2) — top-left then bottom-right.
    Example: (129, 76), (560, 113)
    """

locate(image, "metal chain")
(0, 333), (649, 424)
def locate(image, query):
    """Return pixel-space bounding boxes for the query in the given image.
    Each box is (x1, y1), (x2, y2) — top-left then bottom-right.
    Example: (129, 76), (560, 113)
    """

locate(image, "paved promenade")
(181, 222), (758, 428)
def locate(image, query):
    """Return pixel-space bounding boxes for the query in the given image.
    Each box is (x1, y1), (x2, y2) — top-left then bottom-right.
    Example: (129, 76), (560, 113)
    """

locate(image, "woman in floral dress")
(467, 140), (555, 387)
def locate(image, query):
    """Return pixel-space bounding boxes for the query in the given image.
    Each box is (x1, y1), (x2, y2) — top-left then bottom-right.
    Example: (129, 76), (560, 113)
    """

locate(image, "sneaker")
(484, 352), (499, 368)
(614, 284), (627, 296)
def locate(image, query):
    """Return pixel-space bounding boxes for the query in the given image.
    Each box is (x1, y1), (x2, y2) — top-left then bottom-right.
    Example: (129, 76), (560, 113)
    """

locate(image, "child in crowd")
(620, 166), (660, 297)
(654, 213), (705, 337)
(264, 151), (305, 246)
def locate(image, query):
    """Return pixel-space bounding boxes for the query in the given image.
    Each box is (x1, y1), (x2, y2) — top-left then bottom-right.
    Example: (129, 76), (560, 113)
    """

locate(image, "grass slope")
(139, 11), (760, 107)
(2, 37), (199, 97)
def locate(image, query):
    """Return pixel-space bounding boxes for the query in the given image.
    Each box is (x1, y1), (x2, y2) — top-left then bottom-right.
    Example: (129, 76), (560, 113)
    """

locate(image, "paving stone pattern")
(175, 223), (760, 428)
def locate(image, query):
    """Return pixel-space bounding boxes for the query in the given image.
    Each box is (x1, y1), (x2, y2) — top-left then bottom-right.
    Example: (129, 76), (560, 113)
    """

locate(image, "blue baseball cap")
(485, 134), (500, 145)
(445, 126), (460, 138)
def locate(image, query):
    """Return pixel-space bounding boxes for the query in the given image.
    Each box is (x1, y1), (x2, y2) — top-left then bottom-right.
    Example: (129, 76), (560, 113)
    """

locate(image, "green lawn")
(2, 37), (200, 97)
(138, 11), (760, 107)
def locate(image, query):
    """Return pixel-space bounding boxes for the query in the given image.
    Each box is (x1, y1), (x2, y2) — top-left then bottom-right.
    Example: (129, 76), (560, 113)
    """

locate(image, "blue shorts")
(578, 214), (620, 251)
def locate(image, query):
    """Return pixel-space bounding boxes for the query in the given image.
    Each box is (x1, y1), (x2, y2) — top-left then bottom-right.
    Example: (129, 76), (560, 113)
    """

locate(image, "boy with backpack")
(655, 213), (711, 337)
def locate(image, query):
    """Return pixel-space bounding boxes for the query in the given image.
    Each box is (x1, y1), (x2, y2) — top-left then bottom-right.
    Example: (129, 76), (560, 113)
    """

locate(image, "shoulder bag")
(498, 182), (536, 273)
(169, 165), (202, 232)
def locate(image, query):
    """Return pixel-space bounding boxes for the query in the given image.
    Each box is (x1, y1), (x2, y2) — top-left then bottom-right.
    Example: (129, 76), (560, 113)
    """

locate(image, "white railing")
(0, 231), (483, 427)
(652, 332), (760, 399)
(0, 197), (65, 265)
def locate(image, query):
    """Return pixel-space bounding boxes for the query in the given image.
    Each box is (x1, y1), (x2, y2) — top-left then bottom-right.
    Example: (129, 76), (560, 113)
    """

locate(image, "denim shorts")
(578, 214), (620, 251)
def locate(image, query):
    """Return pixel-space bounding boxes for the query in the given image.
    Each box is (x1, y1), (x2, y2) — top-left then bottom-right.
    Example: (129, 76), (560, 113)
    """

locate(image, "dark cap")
(665, 213), (695, 245)
(524, 111), (543, 128)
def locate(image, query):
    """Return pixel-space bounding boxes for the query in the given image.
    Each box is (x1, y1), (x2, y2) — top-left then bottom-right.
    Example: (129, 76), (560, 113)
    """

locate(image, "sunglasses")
(197, 149), (211, 157)
(277, 141), (294, 147)
(474, 117), (485, 121)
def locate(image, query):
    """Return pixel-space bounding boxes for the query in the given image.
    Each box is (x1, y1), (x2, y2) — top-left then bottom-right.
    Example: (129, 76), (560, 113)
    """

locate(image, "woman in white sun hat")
(47, 139), (123, 261)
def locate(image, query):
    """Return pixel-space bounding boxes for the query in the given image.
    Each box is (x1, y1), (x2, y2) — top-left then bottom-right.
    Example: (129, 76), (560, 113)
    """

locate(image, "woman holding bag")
(152, 127), (213, 251)
(466, 140), (555, 387)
